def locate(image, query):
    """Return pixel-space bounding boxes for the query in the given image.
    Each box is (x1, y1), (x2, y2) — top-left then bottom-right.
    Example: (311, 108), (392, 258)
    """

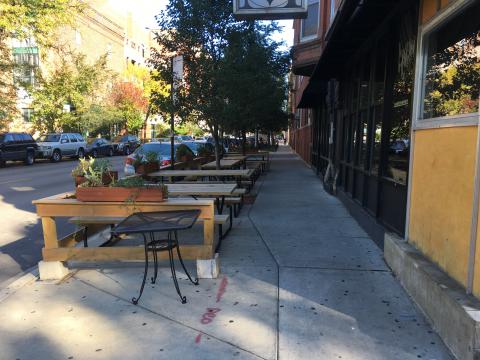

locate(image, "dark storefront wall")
(311, 1), (418, 244)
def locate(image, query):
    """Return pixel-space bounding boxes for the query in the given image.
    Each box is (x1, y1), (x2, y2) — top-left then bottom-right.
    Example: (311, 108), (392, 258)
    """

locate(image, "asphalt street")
(0, 155), (126, 287)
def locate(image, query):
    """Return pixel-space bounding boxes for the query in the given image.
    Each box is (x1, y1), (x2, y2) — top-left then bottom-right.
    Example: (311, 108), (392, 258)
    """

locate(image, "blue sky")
(111, 0), (293, 50)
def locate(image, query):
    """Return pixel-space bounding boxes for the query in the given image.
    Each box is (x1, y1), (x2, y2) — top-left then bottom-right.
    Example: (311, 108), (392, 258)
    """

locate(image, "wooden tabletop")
(202, 159), (243, 170)
(166, 183), (236, 196)
(148, 169), (253, 178)
(32, 192), (215, 206)
(222, 155), (248, 160)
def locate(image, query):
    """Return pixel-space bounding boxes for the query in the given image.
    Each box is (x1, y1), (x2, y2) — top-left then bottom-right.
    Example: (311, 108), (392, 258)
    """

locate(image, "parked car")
(0, 132), (38, 166)
(37, 133), (87, 162)
(175, 135), (193, 142)
(112, 134), (140, 155)
(390, 139), (409, 155)
(85, 138), (114, 158)
(182, 141), (215, 156)
(124, 142), (185, 175)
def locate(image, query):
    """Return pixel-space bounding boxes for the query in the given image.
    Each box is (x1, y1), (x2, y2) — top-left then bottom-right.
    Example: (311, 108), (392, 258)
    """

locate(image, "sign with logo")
(233, 0), (308, 20)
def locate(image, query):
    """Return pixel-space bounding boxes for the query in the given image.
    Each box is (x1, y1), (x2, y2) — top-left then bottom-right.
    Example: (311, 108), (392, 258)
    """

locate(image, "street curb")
(0, 266), (39, 303)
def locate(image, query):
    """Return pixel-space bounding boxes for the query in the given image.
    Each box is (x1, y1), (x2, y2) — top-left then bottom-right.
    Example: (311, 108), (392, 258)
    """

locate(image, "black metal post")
(170, 56), (175, 170)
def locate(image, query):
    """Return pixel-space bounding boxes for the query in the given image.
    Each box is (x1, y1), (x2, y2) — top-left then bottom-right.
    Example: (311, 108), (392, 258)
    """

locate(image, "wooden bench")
(247, 160), (268, 174)
(69, 213), (233, 247)
(173, 180), (254, 191)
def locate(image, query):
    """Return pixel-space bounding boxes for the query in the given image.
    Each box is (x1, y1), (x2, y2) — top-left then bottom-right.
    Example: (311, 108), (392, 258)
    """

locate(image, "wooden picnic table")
(202, 158), (244, 170)
(167, 183), (236, 196)
(32, 193), (216, 271)
(225, 151), (269, 161)
(149, 169), (253, 180)
(166, 183), (237, 214)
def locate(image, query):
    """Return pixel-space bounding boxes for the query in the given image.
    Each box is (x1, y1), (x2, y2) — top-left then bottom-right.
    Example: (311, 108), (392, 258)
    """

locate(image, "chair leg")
(168, 231), (187, 304)
(83, 226), (88, 247)
(132, 233), (149, 305)
(174, 230), (198, 285)
(150, 232), (158, 284)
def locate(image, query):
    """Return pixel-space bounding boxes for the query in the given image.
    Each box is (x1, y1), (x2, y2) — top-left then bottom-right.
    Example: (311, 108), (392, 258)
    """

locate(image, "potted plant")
(135, 151), (160, 175)
(176, 144), (194, 162)
(76, 176), (168, 202)
(71, 158), (117, 187)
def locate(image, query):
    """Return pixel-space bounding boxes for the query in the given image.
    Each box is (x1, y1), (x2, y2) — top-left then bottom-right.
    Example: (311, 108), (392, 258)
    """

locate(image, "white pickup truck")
(37, 133), (87, 162)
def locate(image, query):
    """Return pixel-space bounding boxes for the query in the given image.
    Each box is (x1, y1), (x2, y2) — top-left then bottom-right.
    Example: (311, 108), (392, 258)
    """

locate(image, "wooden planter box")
(74, 171), (118, 187)
(76, 186), (166, 202)
(135, 162), (159, 175)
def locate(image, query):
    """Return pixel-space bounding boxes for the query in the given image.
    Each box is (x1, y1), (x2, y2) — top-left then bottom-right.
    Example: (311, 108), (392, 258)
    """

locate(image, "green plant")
(112, 176), (146, 188)
(90, 158), (112, 172)
(144, 151), (158, 163)
(176, 144), (193, 159)
(71, 158), (112, 178)
(132, 153), (144, 167)
(71, 157), (90, 177)
(72, 158), (113, 187)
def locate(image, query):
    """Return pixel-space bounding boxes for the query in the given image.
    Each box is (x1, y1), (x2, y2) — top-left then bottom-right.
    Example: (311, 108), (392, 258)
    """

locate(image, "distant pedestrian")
(283, 138), (287, 145)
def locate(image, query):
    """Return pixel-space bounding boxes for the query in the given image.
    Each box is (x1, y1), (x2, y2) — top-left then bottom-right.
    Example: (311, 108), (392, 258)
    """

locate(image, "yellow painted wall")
(409, 127), (477, 288)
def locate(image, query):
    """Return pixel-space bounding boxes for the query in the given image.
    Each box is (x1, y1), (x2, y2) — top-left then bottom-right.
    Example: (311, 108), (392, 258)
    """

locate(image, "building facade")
(290, 0), (480, 356)
(11, 1), (152, 134)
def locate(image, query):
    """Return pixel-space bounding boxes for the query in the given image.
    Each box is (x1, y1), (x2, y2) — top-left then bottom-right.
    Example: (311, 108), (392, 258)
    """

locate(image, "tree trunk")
(142, 103), (152, 140)
(211, 124), (221, 170)
(241, 130), (247, 156)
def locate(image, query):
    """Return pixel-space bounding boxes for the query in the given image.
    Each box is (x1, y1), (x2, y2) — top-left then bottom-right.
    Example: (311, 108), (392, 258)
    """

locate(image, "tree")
(110, 81), (148, 133)
(124, 63), (169, 138)
(150, 0), (243, 168)
(219, 23), (289, 153)
(30, 52), (112, 133)
(0, 0), (84, 128)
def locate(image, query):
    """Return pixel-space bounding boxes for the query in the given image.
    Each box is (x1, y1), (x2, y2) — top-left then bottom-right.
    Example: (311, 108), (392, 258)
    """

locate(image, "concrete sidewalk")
(0, 146), (452, 359)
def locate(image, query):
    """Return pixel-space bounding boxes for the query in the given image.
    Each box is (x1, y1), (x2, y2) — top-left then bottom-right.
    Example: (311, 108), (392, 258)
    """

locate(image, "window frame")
(300, 0), (320, 42)
(412, 0), (480, 130)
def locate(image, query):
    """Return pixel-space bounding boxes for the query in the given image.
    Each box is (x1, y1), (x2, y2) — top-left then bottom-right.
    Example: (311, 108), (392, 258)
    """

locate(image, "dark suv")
(0, 132), (38, 166)
(112, 134), (140, 155)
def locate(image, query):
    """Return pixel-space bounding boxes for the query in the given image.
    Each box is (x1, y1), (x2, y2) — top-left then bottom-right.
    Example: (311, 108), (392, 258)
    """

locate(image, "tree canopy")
(150, 0), (290, 165)
(0, 0), (84, 127)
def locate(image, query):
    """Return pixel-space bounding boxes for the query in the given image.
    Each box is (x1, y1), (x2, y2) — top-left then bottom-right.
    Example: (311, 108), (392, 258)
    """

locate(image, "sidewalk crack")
(247, 173), (281, 360)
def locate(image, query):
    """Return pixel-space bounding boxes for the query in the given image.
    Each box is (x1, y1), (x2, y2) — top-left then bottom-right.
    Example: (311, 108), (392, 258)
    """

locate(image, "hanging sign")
(172, 55), (183, 105)
(233, 0), (308, 20)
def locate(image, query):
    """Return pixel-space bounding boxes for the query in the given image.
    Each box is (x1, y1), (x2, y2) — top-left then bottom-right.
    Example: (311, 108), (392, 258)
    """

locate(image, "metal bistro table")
(112, 210), (201, 305)
(166, 183), (237, 214)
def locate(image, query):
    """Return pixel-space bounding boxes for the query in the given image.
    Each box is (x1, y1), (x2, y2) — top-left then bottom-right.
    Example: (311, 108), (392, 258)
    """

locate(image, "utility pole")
(170, 56), (175, 170)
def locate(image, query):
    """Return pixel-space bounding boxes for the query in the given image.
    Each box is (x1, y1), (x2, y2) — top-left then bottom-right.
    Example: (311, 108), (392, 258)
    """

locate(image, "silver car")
(37, 133), (87, 162)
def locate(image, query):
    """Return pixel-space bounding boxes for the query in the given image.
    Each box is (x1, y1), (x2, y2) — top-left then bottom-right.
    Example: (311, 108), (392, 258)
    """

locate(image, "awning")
(296, 0), (401, 107)
(296, 80), (327, 108)
(310, 0), (400, 81)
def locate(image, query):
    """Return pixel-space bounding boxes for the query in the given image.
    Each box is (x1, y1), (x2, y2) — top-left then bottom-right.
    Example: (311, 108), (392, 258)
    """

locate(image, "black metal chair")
(111, 210), (201, 305)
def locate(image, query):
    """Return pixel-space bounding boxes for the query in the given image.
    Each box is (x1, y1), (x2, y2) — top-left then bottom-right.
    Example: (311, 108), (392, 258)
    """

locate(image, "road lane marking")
(0, 178), (32, 185)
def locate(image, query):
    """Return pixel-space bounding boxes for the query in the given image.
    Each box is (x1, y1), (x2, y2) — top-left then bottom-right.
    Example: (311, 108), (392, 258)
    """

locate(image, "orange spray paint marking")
(216, 276), (228, 303)
(195, 276), (229, 344)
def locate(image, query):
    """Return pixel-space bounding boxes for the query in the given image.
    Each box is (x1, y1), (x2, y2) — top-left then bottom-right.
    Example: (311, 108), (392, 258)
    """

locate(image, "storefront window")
(371, 40), (386, 175)
(422, 1), (480, 119)
(359, 64), (370, 168)
(384, 10), (416, 185)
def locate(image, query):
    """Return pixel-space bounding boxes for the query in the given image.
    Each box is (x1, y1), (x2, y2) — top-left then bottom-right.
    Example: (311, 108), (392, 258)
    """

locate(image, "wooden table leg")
(41, 216), (58, 250)
(40, 216), (70, 280)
